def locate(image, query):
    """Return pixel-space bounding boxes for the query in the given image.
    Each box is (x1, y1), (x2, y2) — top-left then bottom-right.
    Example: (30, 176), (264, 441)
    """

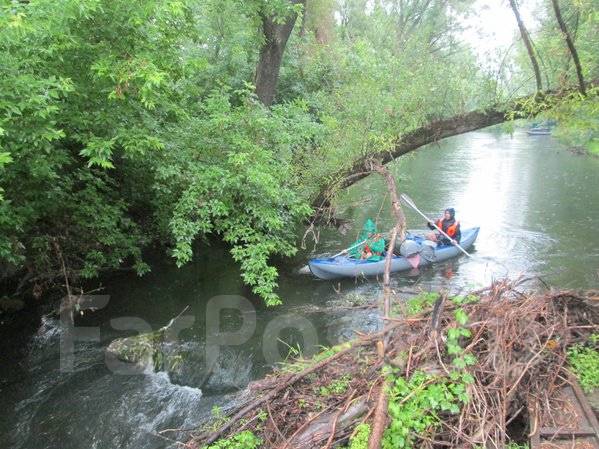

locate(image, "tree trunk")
(367, 162), (407, 449)
(305, 0), (335, 45)
(550, 0), (586, 95)
(508, 0), (543, 92)
(372, 160), (406, 319)
(368, 385), (388, 449)
(395, 0), (434, 51)
(312, 81), (597, 210)
(255, 0), (305, 106)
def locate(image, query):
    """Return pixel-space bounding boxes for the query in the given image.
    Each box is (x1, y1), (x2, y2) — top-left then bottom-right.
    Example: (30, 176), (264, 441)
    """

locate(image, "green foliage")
(345, 423), (371, 449)
(318, 374), (351, 396)
(545, 88), (599, 155)
(567, 343), (599, 392)
(505, 443), (529, 449)
(446, 301), (477, 372)
(256, 409), (268, 424)
(382, 299), (476, 448)
(279, 342), (352, 373)
(0, 150), (12, 201)
(198, 405), (231, 435)
(507, 87), (599, 155)
(404, 292), (440, 316)
(450, 294), (479, 306)
(528, 0), (599, 89)
(277, 0), (499, 193)
(0, 0), (319, 303)
(382, 370), (467, 449)
(163, 91), (319, 305)
(204, 430), (262, 449)
(311, 342), (352, 362)
(4, 0), (596, 306)
(0, 0), (193, 284)
(504, 0), (599, 152)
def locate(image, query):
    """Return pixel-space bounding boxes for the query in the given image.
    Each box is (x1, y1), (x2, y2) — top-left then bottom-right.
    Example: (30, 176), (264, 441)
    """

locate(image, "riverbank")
(188, 279), (599, 449)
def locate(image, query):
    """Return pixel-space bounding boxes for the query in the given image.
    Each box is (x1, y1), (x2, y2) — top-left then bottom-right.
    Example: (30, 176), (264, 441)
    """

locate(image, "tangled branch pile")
(189, 279), (599, 449)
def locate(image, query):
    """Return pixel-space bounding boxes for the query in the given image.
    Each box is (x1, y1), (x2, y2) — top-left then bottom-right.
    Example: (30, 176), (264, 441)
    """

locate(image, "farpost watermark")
(60, 294), (320, 379)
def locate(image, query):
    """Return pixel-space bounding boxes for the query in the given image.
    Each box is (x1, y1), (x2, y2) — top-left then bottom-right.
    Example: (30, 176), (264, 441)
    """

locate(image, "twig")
(266, 402), (286, 446)
(368, 385), (388, 449)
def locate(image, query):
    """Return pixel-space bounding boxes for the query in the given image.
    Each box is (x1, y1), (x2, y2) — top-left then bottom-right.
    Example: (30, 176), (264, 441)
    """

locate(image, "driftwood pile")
(188, 279), (598, 449)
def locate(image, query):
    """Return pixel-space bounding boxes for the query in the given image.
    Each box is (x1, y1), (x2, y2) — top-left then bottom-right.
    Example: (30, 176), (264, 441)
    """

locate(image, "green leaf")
(454, 309), (469, 326)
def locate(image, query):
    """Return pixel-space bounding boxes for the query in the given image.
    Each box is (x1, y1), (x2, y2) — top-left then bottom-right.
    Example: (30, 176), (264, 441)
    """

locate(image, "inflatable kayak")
(308, 227), (480, 280)
(527, 127), (551, 135)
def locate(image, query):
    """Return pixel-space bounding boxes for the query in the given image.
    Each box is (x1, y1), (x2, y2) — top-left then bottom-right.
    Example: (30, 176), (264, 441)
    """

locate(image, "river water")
(1, 129), (598, 449)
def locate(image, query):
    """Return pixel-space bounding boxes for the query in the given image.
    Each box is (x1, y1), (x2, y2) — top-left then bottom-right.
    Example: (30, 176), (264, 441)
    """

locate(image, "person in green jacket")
(348, 219), (386, 261)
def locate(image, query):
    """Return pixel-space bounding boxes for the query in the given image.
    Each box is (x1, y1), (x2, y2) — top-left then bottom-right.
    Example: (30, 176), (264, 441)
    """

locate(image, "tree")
(393, 0), (434, 51)
(304, 0), (336, 44)
(4, 0), (596, 307)
(508, 0), (543, 92)
(550, 0), (586, 95)
(0, 0), (192, 291)
(0, 0), (321, 305)
(255, 0), (306, 105)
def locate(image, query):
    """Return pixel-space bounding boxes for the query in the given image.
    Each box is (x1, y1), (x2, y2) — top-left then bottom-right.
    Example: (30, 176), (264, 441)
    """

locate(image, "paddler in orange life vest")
(426, 208), (461, 246)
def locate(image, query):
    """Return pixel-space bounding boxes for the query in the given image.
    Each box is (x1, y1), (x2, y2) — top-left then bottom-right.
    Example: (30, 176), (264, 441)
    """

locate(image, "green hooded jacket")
(348, 219), (386, 261)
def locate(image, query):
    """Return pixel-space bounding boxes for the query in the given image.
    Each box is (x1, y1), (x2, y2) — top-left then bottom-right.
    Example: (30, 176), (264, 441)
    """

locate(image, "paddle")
(399, 193), (473, 259)
(297, 232), (389, 274)
(297, 239), (363, 275)
(330, 238), (368, 258)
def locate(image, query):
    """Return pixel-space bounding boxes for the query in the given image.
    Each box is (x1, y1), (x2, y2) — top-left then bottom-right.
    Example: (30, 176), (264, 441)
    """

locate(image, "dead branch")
(190, 285), (599, 449)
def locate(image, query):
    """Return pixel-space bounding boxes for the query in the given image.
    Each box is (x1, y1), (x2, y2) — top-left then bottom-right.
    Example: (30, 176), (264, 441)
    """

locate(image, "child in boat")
(426, 208), (461, 245)
(360, 233), (385, 260)
(349, 219), (386, 261)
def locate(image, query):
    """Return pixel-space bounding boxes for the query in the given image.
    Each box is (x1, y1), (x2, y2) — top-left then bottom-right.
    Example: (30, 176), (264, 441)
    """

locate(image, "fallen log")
(289, 397), (371, 448)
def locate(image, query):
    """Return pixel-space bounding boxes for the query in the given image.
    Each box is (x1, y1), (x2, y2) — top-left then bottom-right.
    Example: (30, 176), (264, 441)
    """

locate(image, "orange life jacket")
(435, 219), (459, 237)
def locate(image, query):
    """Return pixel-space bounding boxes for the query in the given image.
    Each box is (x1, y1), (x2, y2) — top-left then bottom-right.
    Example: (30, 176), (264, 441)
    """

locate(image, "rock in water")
(106, 331), (159, 371)
(105, 306), (190, 372)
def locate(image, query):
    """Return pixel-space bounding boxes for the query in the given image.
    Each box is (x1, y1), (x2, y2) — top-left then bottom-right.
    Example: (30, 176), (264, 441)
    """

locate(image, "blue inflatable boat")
(308, 227), (480, 280)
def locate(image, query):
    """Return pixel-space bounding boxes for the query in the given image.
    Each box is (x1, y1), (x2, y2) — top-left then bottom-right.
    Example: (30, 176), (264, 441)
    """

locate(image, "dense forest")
(1, 0), (598, 306)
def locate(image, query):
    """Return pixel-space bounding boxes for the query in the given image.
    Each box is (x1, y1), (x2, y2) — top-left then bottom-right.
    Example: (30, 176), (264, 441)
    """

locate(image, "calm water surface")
(1, 129), (598, 449)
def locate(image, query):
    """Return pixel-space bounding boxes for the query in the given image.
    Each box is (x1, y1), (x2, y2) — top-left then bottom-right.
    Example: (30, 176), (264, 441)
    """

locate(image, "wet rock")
(203, 348), (252, 392)
(105, 307), (190, 372)
(169, 345), (253, 394)
(326, 309), (382, 344)
(106, 331), (159, 370)
(106, 334), (253, 394)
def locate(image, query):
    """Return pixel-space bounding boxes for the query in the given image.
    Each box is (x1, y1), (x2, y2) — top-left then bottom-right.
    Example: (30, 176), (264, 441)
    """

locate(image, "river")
(1, 128), (598, 449)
